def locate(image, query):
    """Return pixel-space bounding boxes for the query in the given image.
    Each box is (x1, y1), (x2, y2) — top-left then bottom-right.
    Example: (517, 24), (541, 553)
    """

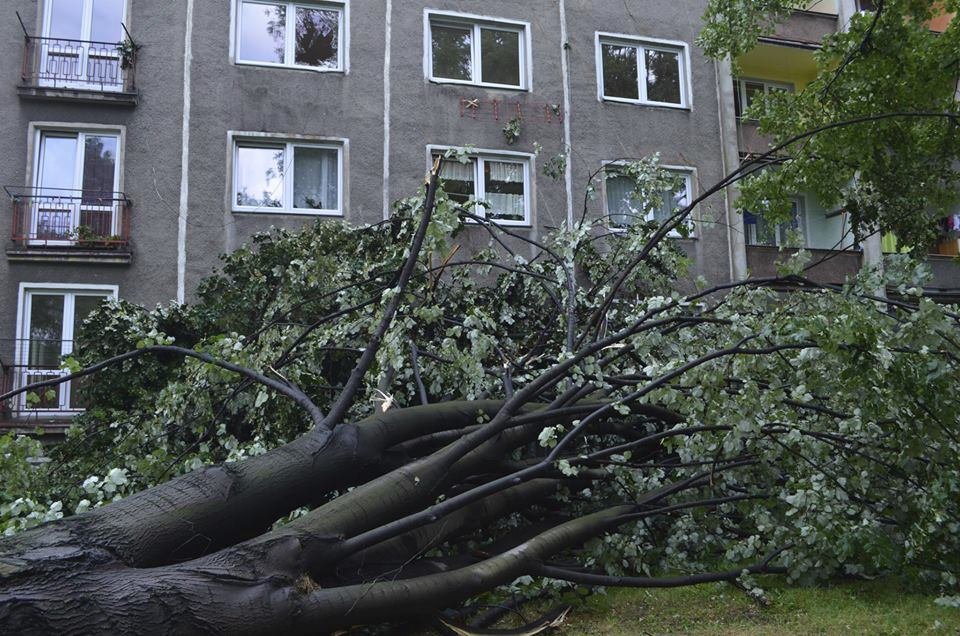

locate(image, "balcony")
(6, 187), (132, 264)
(0, 339), (83, 433)
(768, 6), (838, 47)
(747, 245), (863, 285)
(16, 17), (139, 106)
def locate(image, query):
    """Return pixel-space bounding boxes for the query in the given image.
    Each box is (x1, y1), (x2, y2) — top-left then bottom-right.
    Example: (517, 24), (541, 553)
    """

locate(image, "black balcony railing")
(0, 339), (89, 420)
(0, 356), (10, 420)
(6, 187), (132, 250)
(16, 13), (137, 94)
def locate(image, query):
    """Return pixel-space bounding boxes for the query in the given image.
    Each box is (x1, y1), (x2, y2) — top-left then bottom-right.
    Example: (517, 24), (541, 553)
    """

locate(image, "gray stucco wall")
(565, 0), (734, 287)
(0, 0), (742, 374)
(0, 0), (186, 365)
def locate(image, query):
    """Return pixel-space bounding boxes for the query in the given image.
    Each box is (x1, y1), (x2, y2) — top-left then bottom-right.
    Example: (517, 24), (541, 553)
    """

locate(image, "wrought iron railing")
(20, 34), (136, 93)
(15, 11), (138, 94)
(7, 187), (132, 249)
(0, 356), (10, 419)
(0, 339), (87, 419)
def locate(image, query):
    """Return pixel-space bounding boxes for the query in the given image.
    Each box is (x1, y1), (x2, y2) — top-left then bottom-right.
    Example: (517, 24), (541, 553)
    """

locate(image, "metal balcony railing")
(7, 187), (132, 250)
(16, 13), (137, 94)
(0, 356), (10, 420)
(0, 339), (88, 420)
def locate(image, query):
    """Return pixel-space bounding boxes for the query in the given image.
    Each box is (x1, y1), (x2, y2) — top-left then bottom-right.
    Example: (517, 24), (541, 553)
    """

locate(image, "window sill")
(232, 208), (344, 217)
(428, 78), (529, 93)
(234, 60), (346, 74)
(607, 227), (696, 240)
(464, 218), (532, 228)
(600, 97), (690, 111)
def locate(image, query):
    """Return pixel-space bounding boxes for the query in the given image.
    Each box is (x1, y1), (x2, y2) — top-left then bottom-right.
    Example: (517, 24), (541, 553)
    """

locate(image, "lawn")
(555, 578), (960, 635)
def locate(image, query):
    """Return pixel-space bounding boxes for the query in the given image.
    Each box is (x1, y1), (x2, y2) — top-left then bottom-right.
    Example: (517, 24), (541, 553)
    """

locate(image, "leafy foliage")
(0, 169), (957, 596)
(700, 0), (960, 247)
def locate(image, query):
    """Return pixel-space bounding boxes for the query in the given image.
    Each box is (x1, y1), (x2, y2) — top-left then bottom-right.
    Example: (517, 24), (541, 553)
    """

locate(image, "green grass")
(555, 578), (960, 635)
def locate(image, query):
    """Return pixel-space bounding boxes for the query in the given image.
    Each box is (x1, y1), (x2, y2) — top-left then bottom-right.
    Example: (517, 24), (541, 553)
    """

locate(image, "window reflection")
(239, 2), (286, 64)
(645, 49), (681, 104)
(602, 44), (639, 100)
(432, 25), (473, 81)
(295, 7), (339, 68)
(236, 146), (285, 208)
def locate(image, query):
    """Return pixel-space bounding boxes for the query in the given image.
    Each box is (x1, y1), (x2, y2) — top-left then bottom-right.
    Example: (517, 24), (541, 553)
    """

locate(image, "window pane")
(239, 2), (286, 64)
(293, 146), (339, 210)
(605, 174), (640, 227)
(38, 134), (78, 195)
(484, 161), (525, 222)
(438, 156), (476, 206)
(645, 49), (681, 104)
(654, 177), (689, 224)
(89, 0), (125, 43)
(742, 81), (764, 117)
(46, 0), (84, 40)
(236, 146), (284, 208)
(601, 44), (639, 100)
(745, 212), (778, 246)
(29, 295), (64, 368)
(432, 24), (472, 81)
(82, 135), (118, 198)
(480, 28), (520, 86)
(295, 7), (339, 68)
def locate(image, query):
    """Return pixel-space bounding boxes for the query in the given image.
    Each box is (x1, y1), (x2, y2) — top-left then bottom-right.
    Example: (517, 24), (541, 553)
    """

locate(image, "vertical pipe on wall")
(177, 0), (195, 303)
(558, 0), (574, 226)
(382, 0), (393, 220)
(715, 57), (748, 281)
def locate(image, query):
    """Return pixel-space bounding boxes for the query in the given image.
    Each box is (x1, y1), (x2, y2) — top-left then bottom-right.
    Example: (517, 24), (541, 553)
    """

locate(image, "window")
(236, 0), (345, 71)
(597, 34), (688, 107)
(29, 129), (122, 244)
(427, 12), (528, 89)
(16, 285), (117, 414)
(745, 197), (806, 246)
(432, 150), (531, 225)
(39, 0), (127, 90)
(233, 139), (342, 215)
(734, 78), (793, 119)
(604, 166), (694, 234)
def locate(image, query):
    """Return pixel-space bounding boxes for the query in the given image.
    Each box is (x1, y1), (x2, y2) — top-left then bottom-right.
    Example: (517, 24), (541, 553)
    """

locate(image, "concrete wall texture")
(0, 0), (957, 412)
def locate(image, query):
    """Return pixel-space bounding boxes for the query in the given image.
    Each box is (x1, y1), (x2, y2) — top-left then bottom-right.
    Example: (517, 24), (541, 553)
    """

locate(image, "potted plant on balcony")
(117, 37), (141, 71)
(72, 226), (121, 249)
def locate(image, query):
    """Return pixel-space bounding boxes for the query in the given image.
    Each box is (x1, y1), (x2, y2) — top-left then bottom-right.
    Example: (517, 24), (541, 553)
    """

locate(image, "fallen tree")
(0, 147), (957, 633)
(3, 1), (960, 625)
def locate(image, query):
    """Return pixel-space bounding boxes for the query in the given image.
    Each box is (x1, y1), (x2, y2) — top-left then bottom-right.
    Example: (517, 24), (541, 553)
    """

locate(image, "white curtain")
(487, 161), (523, 183)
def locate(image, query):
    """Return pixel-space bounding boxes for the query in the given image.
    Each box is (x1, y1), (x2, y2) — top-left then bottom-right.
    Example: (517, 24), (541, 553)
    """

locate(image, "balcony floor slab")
(17, 85), (139, 106)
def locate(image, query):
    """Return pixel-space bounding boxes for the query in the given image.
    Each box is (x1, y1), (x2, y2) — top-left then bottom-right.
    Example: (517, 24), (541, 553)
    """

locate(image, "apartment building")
(0, 0), (956, 428)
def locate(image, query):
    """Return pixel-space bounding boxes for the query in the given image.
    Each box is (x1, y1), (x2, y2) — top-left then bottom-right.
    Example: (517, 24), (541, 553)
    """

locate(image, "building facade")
(0, 0), (957, 428)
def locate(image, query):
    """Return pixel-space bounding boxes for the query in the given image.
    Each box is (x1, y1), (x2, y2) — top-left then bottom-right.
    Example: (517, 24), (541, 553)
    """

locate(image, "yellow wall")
(737, 44), (820, 90)
(801, 0), (839, 15)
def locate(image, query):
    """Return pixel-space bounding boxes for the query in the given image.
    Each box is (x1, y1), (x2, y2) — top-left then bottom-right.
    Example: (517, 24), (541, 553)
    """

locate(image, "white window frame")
(735, 77), (794, 119)
(231, 134), (345, 216)
(424, 10), (532, 91)
(14, 283), (118, 416)
(39, 0), (129, 91)
(595, 32), (691, 109)
(602, 162), (696, 237)
(427, 145), (534, 227)
(29, 126), (124, 246)
(233, 0), (348, 73)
